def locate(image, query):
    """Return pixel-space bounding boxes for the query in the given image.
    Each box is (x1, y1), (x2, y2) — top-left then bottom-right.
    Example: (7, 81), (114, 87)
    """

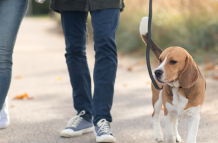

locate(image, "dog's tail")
(140, 17), (163, 59)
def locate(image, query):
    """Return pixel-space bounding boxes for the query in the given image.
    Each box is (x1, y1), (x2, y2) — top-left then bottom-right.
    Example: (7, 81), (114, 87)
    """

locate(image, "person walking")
(0, 0), (28, 129)
(50, 1), (124, 142)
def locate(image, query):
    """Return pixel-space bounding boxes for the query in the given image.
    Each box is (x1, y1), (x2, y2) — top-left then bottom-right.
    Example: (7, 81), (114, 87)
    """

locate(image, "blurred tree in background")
(116, 0), (218, 58)
(25, 0), (218, 61)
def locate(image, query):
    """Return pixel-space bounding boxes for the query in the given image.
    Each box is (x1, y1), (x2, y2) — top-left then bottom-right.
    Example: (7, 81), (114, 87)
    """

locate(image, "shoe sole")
(60, 126), (94, 138)
(0, 123), (10, 129)
(94, 131), (116, 143)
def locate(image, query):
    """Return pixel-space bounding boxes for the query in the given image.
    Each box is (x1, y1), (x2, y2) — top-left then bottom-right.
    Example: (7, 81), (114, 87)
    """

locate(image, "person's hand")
(35, 0), (45, 3)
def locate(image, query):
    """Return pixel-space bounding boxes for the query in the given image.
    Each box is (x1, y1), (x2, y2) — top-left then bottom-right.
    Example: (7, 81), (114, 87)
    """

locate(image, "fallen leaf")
(213, 76), (218, 80)
(14, 93), (33, 100)
(139, 60), (146, 65)
(204, 64), (215, 71)
(146, 81), (151, 84)
(119, 53), (125, 59)
(215, 65), (218, 71)
(123, 84), (128, 87)
(56, 77), (62, 81)
(14, 93), (28, 99)
(127, 67), (133, 71)
(9, 105), (15, 108)
(127, 60), (146, 71)
(15, 75), (23, 79)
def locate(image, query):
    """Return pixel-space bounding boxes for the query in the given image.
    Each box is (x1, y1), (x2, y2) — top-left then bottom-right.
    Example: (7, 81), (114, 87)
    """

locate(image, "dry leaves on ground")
(213, 76), (218, 80)
(56, 77), (62, 81)
(14, 93), (34, 100)
(9, 105), (15, 108)
(146, 81), (151, 84)
(127, 60), (146, 71)
(123, 83), (128, 87)
(15, 75), (23, 79)
(118, 53), (125, 59)
(204, 63), (215, 71)
(127, 67), (133, 71)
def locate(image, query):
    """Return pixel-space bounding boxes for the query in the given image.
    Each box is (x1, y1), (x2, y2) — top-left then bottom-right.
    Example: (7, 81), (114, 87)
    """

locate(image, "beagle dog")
(140, 17), (206, 143)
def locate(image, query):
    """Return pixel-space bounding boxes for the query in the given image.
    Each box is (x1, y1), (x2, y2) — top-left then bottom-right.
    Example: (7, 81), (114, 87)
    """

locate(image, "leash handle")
(147, 0), (163, 90)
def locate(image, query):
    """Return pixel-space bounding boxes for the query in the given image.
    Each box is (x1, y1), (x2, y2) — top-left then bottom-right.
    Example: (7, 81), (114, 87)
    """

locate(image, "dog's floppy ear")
(179, 54), (199, 88)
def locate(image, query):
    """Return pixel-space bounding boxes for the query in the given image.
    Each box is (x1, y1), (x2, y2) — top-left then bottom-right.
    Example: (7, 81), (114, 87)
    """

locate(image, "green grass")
(116, 0), (218, 59)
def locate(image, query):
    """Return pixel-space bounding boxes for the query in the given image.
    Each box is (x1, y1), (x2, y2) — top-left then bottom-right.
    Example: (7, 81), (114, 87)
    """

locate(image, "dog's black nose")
(155, 70), (163, 77)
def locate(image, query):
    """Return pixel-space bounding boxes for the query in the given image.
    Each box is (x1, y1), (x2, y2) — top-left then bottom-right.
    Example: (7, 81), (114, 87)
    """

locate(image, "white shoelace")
(97, 119), (112, 134)
(67, 110), (85, 128)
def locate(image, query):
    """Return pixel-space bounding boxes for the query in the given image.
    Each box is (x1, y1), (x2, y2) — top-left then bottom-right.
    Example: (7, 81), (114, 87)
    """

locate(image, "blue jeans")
(0, 0), (28, 109)
(61, 9), (120, 126)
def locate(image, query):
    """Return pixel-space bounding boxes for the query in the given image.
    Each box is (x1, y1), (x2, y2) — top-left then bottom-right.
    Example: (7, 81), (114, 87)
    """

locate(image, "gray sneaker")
(94, 119), (116, 143)
(60, 110), (94, 137)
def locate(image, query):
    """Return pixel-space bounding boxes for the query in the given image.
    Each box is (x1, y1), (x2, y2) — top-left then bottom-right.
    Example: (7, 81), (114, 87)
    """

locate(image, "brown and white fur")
(140, 17), (205, 143)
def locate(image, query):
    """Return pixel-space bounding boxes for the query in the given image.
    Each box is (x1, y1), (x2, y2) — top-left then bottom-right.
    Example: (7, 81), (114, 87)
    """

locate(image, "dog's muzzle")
(154, 70), (163, 79)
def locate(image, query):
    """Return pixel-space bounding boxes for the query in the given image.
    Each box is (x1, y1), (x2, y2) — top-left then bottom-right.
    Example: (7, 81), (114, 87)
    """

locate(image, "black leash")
(147, 0), (163, 90)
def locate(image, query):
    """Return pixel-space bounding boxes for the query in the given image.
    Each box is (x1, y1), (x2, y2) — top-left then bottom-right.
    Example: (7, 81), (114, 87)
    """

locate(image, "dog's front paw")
(175, 134), (181, 142)
(153, 128), (164, 142)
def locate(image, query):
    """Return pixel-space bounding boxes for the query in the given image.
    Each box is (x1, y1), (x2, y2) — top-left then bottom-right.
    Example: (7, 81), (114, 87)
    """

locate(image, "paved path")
(0, 18), (217, 143)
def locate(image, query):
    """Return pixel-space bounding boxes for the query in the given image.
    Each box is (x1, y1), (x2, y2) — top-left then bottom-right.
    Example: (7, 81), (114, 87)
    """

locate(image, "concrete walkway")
(0, 18), (217, 143)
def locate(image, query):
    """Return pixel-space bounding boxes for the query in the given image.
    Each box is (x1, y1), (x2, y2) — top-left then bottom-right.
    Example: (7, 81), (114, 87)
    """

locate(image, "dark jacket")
(50, 0), (125, 12)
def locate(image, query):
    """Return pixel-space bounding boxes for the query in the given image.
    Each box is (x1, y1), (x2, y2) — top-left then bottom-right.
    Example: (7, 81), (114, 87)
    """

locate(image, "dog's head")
(154, 47), (199, 88)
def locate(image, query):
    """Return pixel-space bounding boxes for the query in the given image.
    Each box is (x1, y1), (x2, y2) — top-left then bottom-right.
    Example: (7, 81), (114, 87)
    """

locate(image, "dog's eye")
(159, 59), (162, 63)
(169, 60), (177, 65)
